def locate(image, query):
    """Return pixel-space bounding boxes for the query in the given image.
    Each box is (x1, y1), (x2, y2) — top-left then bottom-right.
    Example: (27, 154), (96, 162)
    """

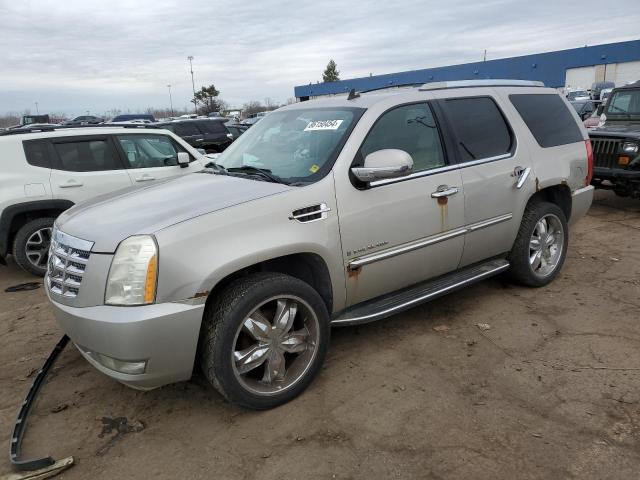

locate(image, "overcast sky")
(0, 0), (638, 117)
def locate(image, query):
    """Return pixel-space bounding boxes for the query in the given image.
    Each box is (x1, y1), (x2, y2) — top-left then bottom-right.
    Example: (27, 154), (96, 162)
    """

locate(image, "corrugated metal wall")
(294, 39), (640, 98)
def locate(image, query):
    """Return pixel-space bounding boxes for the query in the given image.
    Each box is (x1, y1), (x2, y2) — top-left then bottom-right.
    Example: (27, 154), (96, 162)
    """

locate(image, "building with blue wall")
(294, 39), (640, 100)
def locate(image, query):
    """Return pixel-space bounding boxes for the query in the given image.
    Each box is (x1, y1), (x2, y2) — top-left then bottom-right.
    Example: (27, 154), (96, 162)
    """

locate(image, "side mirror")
(177, 151), (190, 168)
(351, 149), (413, 183)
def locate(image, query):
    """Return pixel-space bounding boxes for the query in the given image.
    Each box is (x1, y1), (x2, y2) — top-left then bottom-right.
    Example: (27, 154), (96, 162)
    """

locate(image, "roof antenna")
(347, 88), (360, 100)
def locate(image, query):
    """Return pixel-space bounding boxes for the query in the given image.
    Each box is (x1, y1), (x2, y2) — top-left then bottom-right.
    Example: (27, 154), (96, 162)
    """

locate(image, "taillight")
(585, 139), (594, 186)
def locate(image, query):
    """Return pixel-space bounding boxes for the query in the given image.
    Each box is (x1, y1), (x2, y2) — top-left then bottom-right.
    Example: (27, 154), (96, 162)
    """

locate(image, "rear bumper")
(47, 289), (205, 390)
(570, 185), (594, 225)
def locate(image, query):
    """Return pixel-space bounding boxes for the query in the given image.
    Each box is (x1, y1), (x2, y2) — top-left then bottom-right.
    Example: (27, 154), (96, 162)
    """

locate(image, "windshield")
(606, 89), (640, 115)
(216, 107), (363, 184)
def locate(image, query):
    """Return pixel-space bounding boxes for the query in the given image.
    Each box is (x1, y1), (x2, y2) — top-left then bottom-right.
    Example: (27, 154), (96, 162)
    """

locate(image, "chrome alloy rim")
(232, 295), (319, 396)
(25, 227), (52, 269)
(529, 214), (564, 277)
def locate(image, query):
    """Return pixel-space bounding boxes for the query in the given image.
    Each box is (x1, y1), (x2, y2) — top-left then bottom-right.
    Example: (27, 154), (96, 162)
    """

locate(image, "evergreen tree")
(322, 59), (340, 82)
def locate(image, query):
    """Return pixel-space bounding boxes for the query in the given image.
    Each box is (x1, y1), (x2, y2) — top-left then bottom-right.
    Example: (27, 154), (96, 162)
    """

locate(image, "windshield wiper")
(226, 165), (286, 184)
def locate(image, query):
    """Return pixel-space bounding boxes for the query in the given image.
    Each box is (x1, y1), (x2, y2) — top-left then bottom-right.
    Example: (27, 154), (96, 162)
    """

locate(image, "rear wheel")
(199, 272), (330, 410)
(12, 218), (55, 277)
(508, 201), (568, 287)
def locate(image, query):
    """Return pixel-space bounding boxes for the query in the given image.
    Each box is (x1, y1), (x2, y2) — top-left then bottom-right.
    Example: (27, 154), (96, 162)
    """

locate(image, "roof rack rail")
(419, 79), (544, 91)
(0, 123), (159, 137)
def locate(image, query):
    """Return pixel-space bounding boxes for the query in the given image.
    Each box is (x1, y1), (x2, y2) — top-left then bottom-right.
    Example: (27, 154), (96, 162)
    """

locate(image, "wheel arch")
(203, 252), (334, 315)
(526, 183), (572, 221)
(0, 200), (74, 257)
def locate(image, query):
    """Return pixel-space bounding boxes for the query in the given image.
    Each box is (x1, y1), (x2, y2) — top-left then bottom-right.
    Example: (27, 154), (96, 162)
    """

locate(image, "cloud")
(0, 0), (637, 115)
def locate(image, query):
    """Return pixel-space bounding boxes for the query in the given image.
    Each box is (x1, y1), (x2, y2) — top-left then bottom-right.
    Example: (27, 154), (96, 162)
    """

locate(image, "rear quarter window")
(23, 140), (54, 168)
(509, 94), (583, 148)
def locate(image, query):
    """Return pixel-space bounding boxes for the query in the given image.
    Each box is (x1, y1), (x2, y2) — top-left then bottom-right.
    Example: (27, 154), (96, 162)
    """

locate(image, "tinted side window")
(510, 94), (583, 148)
(23, 140), (53, 168)
(360, 103), (446, 173)
(116, 134), (184, 168)
(173, 123), (200, 136)
(440, 97), (512, 161)
(52, 139), (122, 172)
(196, 121), (226, 134)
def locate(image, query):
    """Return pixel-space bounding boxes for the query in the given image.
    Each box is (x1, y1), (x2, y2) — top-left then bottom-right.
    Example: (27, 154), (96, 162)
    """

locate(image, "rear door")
(172, 122), (201, 148)
(433, 92), (535, 267)
(48, 135), (133, 204)
(114, 133), (201, 183)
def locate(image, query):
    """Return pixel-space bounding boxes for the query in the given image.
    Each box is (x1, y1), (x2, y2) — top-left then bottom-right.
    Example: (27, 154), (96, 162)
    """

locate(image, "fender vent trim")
(289, 203), (331, 223)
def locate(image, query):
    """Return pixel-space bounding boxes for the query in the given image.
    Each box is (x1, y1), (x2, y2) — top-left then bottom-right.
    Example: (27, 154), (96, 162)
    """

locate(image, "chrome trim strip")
(347, 213), (513, 269)
(466, 213), (513, 232)
(332, 262), (510, 325)
(349, 228), (466, 269)
(516, 167), (531, 189)
(53, 229), (94, 252)
(370, 153), (513, 187)
(288, 203), (331, 222)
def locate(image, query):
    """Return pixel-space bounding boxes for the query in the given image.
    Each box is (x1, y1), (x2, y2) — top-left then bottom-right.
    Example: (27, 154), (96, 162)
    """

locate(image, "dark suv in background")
(157, 118), (241, 153)
(589, 81), (640, 198)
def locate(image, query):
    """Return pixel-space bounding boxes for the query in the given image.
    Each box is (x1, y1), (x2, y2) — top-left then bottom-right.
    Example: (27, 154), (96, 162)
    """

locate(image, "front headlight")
(622, 142), (639, 154)
(105, 235), (158, 306)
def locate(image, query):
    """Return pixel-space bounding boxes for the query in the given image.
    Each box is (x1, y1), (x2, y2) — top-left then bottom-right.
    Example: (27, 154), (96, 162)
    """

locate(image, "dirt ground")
(1, 190), (639, 480)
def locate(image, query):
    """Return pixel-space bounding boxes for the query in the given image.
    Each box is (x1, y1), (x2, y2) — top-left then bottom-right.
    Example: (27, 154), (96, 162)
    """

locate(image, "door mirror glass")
(351, 149), (413, 182)
(177, 151), (190, 168)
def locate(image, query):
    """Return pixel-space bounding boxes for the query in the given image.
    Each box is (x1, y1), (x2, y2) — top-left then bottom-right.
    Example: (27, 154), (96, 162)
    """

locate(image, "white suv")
(0, 126), (205, 275)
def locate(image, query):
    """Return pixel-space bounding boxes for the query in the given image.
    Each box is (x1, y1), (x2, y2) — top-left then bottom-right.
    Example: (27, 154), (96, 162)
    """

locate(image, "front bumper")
(593, 166), (640, 180)
(569, 185), (594, 225)
(47, 289), (205, 390)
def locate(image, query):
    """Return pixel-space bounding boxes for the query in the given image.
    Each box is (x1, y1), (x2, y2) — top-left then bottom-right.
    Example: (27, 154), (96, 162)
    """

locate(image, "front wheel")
(199, 272), (330, 410)
(13, 217), (55, 277)
(508, 201), (568, 287)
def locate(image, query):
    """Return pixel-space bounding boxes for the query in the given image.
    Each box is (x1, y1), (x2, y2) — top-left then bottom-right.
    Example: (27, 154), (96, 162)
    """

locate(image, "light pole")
(187, 56), (197, 114)
(35, 102), (39, 114)
(167, 84), (174, 116)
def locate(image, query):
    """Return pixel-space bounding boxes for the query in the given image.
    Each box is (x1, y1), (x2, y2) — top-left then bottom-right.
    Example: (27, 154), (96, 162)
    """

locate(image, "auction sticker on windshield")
(304, 120), (343, 131)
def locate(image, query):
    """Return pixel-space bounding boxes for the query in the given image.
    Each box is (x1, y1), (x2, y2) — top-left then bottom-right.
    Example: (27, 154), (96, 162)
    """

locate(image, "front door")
(335, 102), (466, 306)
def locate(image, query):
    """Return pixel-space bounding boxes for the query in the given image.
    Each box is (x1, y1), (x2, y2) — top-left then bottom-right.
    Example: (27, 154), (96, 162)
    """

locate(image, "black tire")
(199, 272), (330, 410)
(12, 217), (55, 277)
(507, 201), (568, 287)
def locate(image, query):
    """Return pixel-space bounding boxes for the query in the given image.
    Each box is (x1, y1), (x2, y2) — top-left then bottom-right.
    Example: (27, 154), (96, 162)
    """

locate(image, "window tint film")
(360, 103), (445, 173)
(53, 139), (121, 172)
(441, 97), (512, 161)
(23, 140), (53, 168)
(173, 123), (200, 136)
(197, 121), (226, 134)
(116, 135), (183, 168)
(510, 94), (583, 148)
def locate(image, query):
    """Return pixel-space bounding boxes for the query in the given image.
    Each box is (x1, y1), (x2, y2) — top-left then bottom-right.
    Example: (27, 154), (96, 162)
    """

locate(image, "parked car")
(63, 115), (103, 126)
(21, 114), (50, 125)
(110, 114), (155, 123)
(0, 125), (205, 275)
(590, 81), (615, 100)
(240, 116), (263, 127)
(570, 100), (599, 120)
(45, 80), (593, 410)
(156, 119), (234, 153)
(583, 104), (604, 129)
(589, 80), (640, 198)
(599, 87), (614, 103)
(567, 89), (590, 101)
(225, 123), (248, 139)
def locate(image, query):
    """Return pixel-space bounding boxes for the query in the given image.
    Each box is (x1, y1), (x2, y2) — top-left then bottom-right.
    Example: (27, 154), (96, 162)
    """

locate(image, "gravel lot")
(1, 190), (639, 480)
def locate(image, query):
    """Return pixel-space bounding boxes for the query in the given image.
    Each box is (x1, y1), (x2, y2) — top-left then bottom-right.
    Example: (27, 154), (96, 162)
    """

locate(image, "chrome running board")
(331, 258), (510, 326)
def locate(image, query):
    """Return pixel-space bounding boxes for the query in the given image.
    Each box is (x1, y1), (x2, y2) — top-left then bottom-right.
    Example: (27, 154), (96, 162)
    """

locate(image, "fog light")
(80, 347), (147, 375)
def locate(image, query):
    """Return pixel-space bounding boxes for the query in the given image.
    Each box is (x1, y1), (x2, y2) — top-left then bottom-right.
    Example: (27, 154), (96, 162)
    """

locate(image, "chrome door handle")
(514, 166), (531, 189)
(135, 175), (156, 182)
(431, 185), (459, 198)
(59, 180), (83, 188)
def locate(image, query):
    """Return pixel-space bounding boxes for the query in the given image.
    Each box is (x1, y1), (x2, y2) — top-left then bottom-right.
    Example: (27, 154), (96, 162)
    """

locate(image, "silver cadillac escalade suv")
(46, 80), (594, 410)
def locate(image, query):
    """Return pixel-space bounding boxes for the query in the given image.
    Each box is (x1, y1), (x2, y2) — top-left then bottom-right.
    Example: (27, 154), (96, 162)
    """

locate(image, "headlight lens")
(105, 235), (158, 305)
(622, 142), (639, 154)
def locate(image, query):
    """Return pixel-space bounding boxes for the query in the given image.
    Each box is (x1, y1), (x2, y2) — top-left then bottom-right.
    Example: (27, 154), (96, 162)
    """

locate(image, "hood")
(57, 173), (291, 252)
(591, 122), (640, 137)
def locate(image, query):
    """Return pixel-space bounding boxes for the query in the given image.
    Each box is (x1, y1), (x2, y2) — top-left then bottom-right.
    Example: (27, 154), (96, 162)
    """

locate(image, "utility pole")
(35, 102), (39, 114)
(167, 84), (174, 116)
(483, 49), (487, 62)
(187, 56), (197, 114)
